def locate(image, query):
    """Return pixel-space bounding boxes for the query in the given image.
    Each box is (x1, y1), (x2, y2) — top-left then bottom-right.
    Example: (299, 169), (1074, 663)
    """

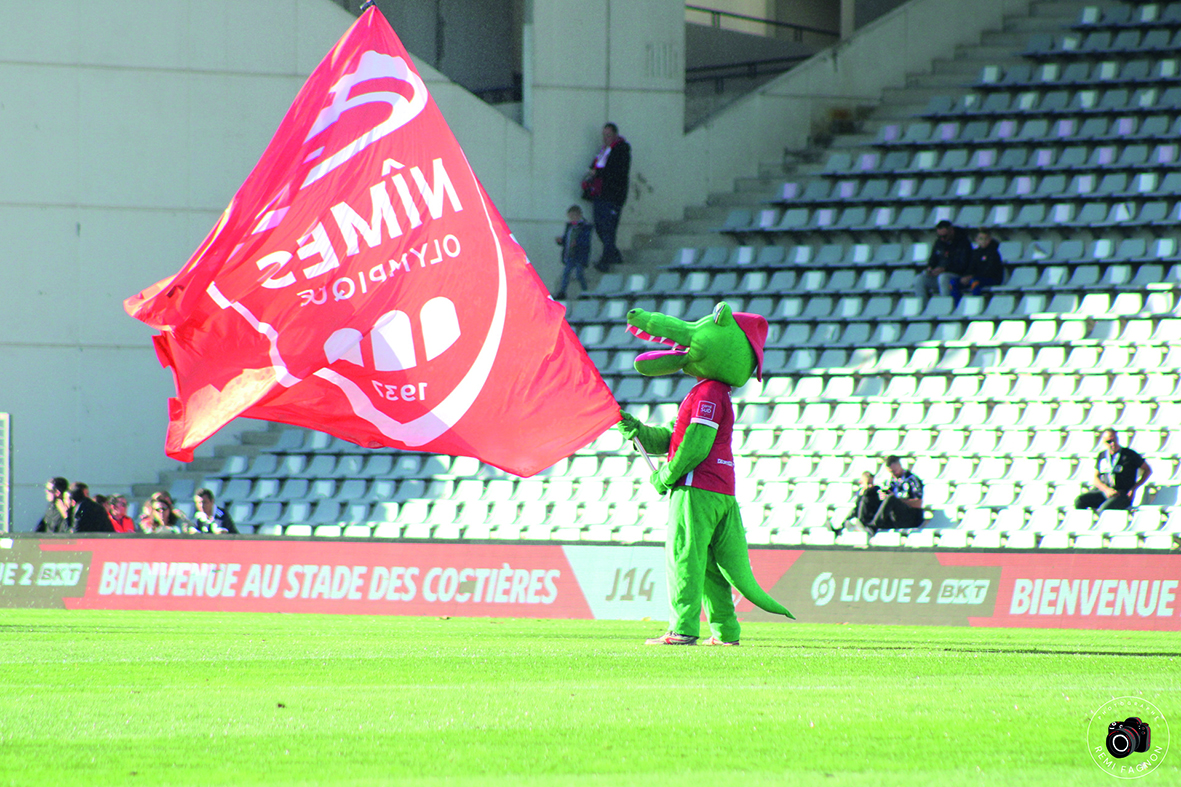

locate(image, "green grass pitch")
(1, 611), (1177, 786)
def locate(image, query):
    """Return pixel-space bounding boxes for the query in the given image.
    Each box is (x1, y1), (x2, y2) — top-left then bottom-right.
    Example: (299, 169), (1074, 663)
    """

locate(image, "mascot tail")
(717, 557), (795, 620)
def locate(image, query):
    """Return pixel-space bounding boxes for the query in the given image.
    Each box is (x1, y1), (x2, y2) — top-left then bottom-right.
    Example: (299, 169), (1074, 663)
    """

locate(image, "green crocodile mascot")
(618, 302), (794, 645)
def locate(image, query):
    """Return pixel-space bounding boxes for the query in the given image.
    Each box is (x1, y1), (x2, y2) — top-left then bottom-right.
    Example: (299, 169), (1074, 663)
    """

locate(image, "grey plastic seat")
(880, 150), (911, 172)
(824, 152), (852, 173)
(1097, 172), (1129, 196)
(997, 148), (1029, 170)
(902, 122), (933, 143)
(1074, 202), (1109, 226)
(999, 63), (1032, 86)
(1010, 204), (1046, 227)
(1034, 174), (1066, 199)
(917, 178), (948, 200)
(1077, 117), (1109, 139)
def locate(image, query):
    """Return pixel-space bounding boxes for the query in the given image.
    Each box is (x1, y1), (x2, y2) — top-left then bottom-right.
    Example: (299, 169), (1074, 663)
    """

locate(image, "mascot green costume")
(618, 302), (794, 645)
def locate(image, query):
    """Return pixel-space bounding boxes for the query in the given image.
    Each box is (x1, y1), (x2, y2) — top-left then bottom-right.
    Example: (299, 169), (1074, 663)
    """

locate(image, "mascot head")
(626, 302), (767, 387)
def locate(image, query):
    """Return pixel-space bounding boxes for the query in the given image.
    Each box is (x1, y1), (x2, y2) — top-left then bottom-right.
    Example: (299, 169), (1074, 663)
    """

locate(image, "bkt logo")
(936, 578), (990, 605)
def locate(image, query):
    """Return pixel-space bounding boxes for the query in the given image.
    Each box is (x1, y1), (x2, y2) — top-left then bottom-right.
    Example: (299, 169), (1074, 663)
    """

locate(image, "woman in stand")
(137, 492), (195, 534)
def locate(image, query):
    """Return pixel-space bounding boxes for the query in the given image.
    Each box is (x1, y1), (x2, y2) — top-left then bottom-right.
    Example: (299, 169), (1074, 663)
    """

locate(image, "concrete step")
(631, 231), (733, 251)
(709, 188), (778, 207)
(979, 29), (1041, 48)
(212, 444), (262, 459)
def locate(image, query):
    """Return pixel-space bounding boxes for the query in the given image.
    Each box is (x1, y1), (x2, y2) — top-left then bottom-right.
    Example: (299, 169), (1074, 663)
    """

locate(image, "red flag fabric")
(125, 8), (618, 476)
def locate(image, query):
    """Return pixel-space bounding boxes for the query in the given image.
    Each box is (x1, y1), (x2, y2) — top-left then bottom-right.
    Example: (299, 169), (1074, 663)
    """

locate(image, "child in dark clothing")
(554, 205), (592, 299)
(841, 471), (881, 532)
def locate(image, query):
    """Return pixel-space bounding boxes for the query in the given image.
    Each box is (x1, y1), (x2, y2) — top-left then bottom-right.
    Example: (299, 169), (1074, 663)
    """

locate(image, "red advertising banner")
(22, 538), (590, 618)
(5, 537), (1180, 631)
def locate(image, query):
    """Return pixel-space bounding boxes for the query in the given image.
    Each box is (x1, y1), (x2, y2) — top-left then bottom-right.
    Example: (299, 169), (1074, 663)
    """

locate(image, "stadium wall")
(3, 0), (1025, 530)
(7, 535), (1181, 631)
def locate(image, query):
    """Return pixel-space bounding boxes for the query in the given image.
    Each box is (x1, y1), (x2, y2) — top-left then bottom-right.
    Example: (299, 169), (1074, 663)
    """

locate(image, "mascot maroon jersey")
(668, 379), (735, 495)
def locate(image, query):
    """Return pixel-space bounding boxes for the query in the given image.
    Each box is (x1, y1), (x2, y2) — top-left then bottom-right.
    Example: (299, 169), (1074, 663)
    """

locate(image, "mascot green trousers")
(619, 302), (794, 645)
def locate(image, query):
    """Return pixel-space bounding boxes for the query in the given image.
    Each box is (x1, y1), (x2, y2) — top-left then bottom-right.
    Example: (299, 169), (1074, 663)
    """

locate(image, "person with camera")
(1074, 429), (1151, 512)
(864, 456), (924, 534)
(581, 122), (630, 272)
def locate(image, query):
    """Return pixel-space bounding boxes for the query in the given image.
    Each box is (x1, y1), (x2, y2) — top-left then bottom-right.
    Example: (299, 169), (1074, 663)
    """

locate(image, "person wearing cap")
(618, 303), (794, 645)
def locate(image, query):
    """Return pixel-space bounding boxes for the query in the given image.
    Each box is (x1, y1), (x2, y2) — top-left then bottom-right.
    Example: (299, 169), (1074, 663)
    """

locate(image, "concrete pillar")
(840, 0), (856, 39)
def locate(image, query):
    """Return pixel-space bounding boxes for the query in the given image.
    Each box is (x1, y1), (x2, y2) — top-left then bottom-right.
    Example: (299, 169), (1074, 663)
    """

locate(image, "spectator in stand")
(913, 219), (972, 305)
(35, 477), (71, 533)
(1075, 429), (1152, 513)
(582, 122), (631, 272)
(552, 204), (592, 300)
(863, 456), (924, 535)
(101, 494), (136, 533)
(67, 483), (114, 533)
(840, 471), (881, 532)
(138, 492), (195, 534)
(951, 227), (1005, 305)
(193, 488), (238, 534)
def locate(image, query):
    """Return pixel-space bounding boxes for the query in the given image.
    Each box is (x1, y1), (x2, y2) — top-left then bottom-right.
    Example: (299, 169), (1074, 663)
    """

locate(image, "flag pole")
(632, 438), (657, 474)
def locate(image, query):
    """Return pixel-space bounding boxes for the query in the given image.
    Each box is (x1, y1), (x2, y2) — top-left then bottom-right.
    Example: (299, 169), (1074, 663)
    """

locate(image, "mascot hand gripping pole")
(617, 302), (794, 646)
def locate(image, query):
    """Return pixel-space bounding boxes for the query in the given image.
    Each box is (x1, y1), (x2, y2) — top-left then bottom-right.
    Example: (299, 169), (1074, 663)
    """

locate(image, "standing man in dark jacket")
(913, 220), (971, 305)
(68, 483), (115, 533)
(585, 122), (631, 272)
(1075, 429), (1152, 512)
(953, 227), (1005, 304)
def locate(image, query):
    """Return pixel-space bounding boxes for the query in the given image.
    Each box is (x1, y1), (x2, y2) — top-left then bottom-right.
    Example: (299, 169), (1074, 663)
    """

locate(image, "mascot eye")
(712, 303), (723, 324)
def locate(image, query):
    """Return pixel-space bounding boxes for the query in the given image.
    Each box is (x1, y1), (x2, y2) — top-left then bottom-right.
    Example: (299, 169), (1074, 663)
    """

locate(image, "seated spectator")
(35, 477), (71, 533)
(67, 482), (114, 533)
(840, 471), (881, 531)
(951, 227), (1004, 305)
(193, 488), (238, 534)
(913, 220), (971, 305)
(101, 494), (136, 533)
(1075, 429), (1152, 513)
(865, 456), (924, 534)
(138, 492), (195, 535)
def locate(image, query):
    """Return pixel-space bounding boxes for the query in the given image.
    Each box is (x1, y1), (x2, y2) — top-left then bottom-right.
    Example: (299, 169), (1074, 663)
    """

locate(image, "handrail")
(685, 54), (811, 85)
(685, 4), (840, 39)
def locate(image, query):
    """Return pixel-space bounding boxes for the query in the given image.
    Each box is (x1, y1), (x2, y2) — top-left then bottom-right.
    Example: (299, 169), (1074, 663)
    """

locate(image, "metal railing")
(686, 4), (840, 42)
(686, 55), (812, 92)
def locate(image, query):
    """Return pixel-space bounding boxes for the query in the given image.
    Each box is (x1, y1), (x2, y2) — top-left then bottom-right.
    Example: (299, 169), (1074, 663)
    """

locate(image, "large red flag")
(125, 8), (618, 476)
